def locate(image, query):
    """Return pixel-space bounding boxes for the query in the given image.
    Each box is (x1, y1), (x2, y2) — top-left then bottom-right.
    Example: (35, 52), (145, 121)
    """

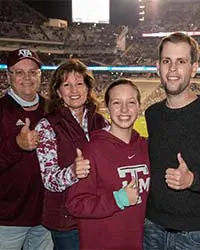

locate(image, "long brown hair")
(46, 59), (99, 113)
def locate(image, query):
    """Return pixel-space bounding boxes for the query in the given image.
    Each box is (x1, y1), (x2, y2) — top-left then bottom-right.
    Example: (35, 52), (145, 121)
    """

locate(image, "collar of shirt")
(70, 108), (89, 141)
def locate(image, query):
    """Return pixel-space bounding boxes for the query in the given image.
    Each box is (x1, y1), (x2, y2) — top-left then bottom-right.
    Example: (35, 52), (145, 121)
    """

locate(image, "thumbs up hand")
(73, 148), (90, 179)
(16, 118), (40, 151)
(124, 178), (139, 205)
(165, 153), (194, 190)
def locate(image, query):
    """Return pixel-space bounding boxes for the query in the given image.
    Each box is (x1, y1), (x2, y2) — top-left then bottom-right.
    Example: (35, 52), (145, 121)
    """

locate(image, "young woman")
(66, 78), (150, 250)
(35, 59), (108, 250)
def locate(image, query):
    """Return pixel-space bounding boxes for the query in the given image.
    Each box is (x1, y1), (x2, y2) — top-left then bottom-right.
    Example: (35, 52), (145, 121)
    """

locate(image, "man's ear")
(7, 71), (11, 85)
(191, 62), (199, 78)
(156, 60), (160, 77)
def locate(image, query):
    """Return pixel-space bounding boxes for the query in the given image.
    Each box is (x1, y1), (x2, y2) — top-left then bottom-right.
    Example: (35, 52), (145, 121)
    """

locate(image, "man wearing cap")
(0, 48), (53, 249)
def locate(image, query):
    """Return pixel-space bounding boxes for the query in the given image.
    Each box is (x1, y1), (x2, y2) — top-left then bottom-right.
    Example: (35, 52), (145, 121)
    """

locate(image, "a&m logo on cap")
(18, 49), (33, 57)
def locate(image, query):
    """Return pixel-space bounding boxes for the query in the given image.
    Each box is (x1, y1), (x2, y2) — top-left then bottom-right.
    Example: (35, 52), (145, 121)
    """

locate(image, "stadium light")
(1, 64), (200, 74)
(139, 11), (145, 15)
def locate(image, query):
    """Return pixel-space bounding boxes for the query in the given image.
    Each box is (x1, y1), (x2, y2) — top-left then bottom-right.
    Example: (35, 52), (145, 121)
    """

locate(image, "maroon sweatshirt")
(0, 94), (45, 226)
(66, 129), (150, 250)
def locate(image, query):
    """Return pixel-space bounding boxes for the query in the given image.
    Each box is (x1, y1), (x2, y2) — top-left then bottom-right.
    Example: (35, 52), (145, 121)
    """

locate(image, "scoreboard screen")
(72, 0), (110, 23)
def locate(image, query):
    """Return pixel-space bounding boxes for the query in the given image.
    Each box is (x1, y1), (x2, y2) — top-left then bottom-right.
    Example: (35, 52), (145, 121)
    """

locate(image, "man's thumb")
(177, 152), (186, 168)
(21, 118), (31, 133)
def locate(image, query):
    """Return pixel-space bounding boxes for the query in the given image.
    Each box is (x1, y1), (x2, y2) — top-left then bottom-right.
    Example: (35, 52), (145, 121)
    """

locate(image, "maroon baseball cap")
(7, 48), (41, 68)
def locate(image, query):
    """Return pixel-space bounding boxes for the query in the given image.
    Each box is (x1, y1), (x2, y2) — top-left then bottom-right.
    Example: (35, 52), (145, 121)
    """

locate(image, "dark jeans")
(143, 218), (200, 250)
(51, 229), (79, 250)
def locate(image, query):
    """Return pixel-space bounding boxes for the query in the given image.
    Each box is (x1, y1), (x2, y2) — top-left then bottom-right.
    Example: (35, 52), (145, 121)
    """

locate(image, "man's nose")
(169, 62), (177, 71)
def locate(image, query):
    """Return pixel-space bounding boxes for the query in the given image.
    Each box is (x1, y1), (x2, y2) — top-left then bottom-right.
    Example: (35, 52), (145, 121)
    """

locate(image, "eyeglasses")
(8, 69), (41, 78)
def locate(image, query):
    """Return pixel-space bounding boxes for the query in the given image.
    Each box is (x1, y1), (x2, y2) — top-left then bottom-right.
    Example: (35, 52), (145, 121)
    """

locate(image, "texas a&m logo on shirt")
(117, 164), (150, 204)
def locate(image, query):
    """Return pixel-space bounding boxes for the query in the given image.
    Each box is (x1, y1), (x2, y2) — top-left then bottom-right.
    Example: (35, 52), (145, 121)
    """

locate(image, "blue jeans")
(51, 229), (79, 250)
(143, 218), (200, 250)
(0, 225), (53, 250)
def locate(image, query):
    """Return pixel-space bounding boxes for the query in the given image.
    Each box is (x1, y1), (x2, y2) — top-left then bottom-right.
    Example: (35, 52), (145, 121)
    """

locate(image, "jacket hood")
(90, 128), (143, 148)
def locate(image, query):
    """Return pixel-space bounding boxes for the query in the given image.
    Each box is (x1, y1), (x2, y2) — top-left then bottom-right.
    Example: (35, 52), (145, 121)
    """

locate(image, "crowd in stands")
(2, 0), (200, 66)
(0, 0), (45, 25)
(0, 21), (48, 40)
(1, 0), (200, 112)
(145, 0), (200, 32)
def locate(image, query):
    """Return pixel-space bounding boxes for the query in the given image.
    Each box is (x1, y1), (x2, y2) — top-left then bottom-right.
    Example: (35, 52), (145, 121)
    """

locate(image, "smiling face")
(157, 41), (198, 96)
(56, 71), (88, 111)
(108, 84), (140, 133)
(8, 59), (41, 101)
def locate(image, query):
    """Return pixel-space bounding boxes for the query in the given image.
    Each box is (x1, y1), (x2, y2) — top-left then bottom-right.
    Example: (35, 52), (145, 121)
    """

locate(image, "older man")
(0, 48), (53, 249)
